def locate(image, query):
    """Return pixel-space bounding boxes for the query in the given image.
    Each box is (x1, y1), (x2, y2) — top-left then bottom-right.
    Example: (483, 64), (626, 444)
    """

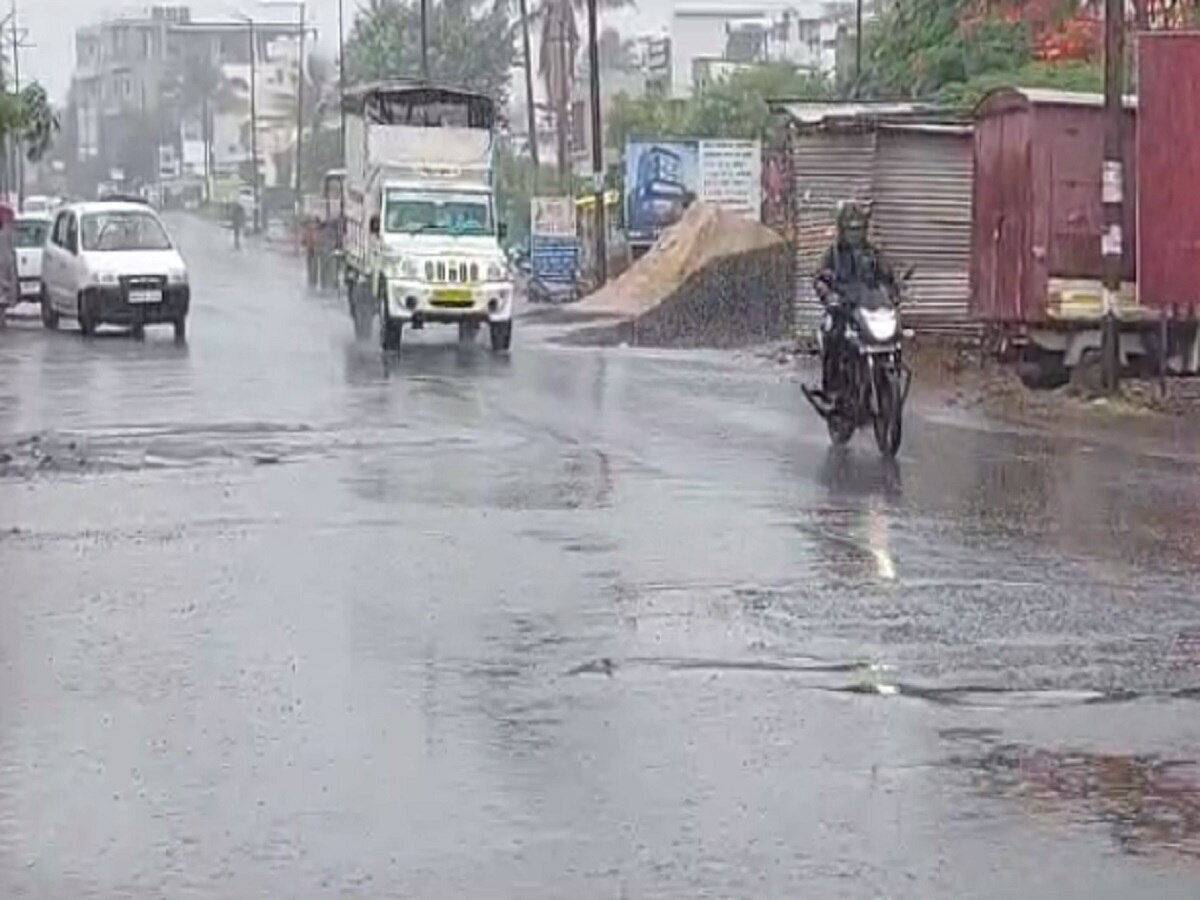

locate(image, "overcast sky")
(21, 0), (665, 104)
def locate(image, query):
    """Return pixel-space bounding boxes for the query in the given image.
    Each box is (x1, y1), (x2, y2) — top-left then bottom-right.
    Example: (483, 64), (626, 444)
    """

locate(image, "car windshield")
(81, 211), (172, 252)
(14, 220), (49, 248)
(384, 192), (492, 236)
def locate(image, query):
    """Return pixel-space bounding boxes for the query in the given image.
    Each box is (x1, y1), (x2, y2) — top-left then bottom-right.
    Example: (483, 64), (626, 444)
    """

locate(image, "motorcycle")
(802, 271), (914, 458)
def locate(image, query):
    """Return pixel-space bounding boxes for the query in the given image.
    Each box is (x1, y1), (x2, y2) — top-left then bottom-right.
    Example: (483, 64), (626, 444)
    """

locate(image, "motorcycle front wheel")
(872, 367), (903, 457)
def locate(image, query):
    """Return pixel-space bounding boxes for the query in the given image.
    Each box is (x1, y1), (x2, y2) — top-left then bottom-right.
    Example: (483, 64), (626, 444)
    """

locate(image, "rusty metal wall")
(872, 127), (974, 334)
(969, 105), (1032, 323)
(789, 129), (876, 336)
(1138, 32), (1200, 311)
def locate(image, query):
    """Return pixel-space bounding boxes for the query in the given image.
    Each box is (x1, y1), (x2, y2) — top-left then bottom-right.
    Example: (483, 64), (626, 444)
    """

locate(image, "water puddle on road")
(942, 728), (1200, 861)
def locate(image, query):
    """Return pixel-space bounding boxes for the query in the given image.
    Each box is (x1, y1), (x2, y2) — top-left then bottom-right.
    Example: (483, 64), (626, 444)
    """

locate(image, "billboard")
(530, 196), (579, 284)
(625, 139), (761, 245)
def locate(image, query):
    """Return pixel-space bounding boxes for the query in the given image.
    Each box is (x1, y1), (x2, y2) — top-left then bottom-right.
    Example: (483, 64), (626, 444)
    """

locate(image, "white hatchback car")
(14, 214), (52, 305)
(40, 201), (190, 340)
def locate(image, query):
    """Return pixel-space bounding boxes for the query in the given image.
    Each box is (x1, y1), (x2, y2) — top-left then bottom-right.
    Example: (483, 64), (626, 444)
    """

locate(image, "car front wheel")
(40, 286), (59, 330)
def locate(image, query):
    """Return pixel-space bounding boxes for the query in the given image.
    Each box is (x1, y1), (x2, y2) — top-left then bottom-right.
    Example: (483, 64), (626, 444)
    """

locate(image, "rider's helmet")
(836, 201), (869, 249)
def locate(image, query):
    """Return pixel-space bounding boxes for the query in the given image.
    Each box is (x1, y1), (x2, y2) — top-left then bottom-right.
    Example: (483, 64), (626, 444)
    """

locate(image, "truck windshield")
(385, 192), (493, 236)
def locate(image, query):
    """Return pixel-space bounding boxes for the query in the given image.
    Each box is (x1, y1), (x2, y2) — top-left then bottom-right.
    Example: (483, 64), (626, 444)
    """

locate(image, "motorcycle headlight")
(862, 310), (898, 342)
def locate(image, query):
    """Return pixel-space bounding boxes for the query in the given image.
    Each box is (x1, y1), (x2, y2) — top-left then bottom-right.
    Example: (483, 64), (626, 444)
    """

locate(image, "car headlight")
(388, 257), (419, 279)
(487, 262), (507, 282)
(95, 272), (119, 285)
(168, 268), (188, 285)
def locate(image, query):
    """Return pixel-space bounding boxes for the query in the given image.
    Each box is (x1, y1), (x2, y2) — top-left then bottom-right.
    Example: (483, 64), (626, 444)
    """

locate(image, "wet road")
(3, 215), (1200, 898)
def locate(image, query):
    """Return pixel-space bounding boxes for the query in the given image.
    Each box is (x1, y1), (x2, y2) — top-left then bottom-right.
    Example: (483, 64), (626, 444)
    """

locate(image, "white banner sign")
(699, 140), (761, 221)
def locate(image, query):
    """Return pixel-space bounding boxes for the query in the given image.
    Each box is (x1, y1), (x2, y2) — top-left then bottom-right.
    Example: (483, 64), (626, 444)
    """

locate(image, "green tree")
(607, 63), (832, 147)
(0, 82), (60, 163)
(860, 0), (1030, 98)
(345, 0), (514, 102)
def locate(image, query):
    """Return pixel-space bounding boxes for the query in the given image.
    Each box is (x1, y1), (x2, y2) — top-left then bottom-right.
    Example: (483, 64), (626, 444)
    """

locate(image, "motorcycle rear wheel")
(872, 370), (903, 457)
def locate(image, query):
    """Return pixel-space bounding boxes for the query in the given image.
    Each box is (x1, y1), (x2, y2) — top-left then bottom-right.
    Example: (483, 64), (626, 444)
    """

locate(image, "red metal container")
(1138, 32), (1200, 312)
(970, 88), (1137, 325)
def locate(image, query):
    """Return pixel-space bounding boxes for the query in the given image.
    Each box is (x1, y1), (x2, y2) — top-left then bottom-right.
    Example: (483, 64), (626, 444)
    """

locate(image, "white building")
(670, 0), (864, 98)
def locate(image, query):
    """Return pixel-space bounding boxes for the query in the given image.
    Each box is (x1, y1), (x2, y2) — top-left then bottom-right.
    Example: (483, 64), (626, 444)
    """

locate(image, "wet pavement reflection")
(2, 215), (1200, 897)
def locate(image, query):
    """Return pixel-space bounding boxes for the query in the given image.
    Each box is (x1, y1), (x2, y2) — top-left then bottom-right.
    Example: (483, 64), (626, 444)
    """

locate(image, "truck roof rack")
(342, 80), (495, 129)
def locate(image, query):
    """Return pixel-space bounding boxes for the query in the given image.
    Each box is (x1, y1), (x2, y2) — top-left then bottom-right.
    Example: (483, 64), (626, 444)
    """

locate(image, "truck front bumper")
(383, 280), (513, 324)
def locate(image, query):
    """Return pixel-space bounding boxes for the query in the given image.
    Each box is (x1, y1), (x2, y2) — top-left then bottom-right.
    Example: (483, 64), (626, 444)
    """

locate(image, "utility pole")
(248, 19), (261, 232)
(337, 0), (346, 165)
(585, 0), (605, 285)
(420, 0), (429, 80)
(854, 0), (863, 98)
(294, 1), (306, 226)
(11, 0), (22, 207)
(519, 0), (539, 191)
(1101, 0), (1125, 392)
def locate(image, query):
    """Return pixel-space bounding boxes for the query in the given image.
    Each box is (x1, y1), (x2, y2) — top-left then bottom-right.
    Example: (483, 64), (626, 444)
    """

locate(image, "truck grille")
(425, 260), (480, 284)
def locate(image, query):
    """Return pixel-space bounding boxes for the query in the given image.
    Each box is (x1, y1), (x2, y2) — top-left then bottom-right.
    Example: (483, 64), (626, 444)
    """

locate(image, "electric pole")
(519, 0), (539, 191)
(11, 0), (22, 207)
(1101, 0), (1125, 392)
(585, 0), (606, 285)
(420, 0), (429, 80)
(854, 0), (863, 98)
(294, 2), (306, 227)
(248, 19), (261, 232)
(338, 0), (346, 165)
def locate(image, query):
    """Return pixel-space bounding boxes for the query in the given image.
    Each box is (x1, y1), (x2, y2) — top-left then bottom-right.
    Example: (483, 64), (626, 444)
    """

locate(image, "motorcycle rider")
(814, 202), (896, 394)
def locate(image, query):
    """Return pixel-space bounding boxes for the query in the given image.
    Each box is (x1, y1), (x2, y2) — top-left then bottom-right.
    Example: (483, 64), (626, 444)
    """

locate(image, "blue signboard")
(625, 140), (700, 246)
(531, 235), (578, 284)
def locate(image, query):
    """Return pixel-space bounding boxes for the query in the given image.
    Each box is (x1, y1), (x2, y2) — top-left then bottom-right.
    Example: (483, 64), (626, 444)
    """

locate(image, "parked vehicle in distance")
(14, 214), (52, 306)
(40, 201), (190, 341)
(21, 195), (55, 217)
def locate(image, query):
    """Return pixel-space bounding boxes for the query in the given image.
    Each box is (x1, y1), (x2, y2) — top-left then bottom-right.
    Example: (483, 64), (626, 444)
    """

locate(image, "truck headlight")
(487, 262), (507, 282)
(389, 257), (419, 279)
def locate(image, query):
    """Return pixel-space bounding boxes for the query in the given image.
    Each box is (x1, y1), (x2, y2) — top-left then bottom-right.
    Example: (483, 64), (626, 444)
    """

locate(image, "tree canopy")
(859, 0), (1104, 103)
(345, 0), (514, 102)
(608, 63), (833, 147)
(0, 83), (60, 163)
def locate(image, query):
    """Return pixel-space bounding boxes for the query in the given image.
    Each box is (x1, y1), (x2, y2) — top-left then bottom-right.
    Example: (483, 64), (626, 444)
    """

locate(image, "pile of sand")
(578, 202), (785, 318)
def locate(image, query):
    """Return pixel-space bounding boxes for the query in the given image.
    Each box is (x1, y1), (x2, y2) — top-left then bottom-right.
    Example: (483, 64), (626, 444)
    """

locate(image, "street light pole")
(854, 0), (863, 98)
(585, 0), (605, 286)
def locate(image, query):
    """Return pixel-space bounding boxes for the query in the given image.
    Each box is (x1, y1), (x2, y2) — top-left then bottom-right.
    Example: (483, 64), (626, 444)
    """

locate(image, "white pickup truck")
(342, 81), (513, 352)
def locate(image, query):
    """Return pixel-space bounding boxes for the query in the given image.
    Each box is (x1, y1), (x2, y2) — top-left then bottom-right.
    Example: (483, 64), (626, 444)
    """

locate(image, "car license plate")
(128, 288), (162, 304)
(432, 287), (473, 307)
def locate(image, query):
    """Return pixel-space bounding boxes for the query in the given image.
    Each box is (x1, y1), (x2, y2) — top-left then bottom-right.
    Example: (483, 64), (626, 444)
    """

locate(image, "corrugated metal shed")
(873, 126), (974, 334)
(1137, 32), (1200, 312)
(773, 101), (974, 337)
(790, 129), (876, 333)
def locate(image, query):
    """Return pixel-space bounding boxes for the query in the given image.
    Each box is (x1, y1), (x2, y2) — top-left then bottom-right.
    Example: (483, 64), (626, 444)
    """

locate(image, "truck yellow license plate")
(432, 287), (474, 307)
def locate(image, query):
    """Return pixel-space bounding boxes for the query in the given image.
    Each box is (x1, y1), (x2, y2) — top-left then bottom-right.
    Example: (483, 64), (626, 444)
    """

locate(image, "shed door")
(790, 130), (876, 336)
(873, 128), (974, 333)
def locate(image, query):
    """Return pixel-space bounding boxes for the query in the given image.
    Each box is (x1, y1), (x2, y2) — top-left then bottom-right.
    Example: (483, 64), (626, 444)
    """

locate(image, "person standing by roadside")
(0, 204), (17, 329)
(230, 200), (246, 250)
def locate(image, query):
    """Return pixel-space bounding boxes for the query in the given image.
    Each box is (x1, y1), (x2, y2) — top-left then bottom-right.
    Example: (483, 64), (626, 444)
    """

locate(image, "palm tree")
(0, 82), (59, 164)
(535, 0), (629, 190)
